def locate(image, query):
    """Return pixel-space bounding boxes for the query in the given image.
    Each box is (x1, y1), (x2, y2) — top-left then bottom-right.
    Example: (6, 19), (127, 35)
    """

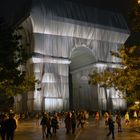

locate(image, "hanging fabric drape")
(20, 0), (130, 112)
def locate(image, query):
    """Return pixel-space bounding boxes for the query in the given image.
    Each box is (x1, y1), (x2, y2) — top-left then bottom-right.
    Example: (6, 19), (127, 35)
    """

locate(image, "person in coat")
(106, 115), (115, 139)
(51, 115), (59, 133)
(0, 114), (7, 140)
(5, 113), (17, 140)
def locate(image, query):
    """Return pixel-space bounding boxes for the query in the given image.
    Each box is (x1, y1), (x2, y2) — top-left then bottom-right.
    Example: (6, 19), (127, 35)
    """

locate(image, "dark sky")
(68, 0), (129, 12)
(0, 0), (130, 27)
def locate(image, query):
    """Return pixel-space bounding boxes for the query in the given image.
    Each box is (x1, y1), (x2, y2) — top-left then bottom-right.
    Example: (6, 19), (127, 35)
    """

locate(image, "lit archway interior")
(69, 46), (98, 110)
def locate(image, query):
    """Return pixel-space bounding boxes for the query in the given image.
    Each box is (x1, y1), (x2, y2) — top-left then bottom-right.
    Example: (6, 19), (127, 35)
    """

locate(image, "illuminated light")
(80, 76), (88, 81)
(32, 18), (129, 44)
(138, 0), (140, 4)
(44, 98), (63, 110)
(42, 73), (56, 83)
(71, 61), (121, 73)
(30, 56), (71, 64)
(95, 62), (121, 68)
(34, 90), (41, 110)
(135, 101), (140, 105)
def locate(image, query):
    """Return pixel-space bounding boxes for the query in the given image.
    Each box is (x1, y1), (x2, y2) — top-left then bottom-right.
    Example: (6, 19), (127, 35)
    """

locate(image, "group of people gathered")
(40, 110), (89, 138)
(96, 110), (138, 140)
(0, 113), (17, 140)
(0, 110), (138, 140)
(39, 110), (139, 140)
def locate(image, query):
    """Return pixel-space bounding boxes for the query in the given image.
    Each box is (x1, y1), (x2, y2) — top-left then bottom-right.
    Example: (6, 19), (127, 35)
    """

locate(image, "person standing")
(5, 113), (17, 140)
(0, 114), (7, 140)
(134, 111), (137, 120)
(65, 112), (72, 134)
(71, 112), (77, 134)
(106, 115), (115, 139)
(40, 113), (48, 138)
(95, 111), (100, 126)
(45, 114), (52, 138)
(35, 113), (40, 127)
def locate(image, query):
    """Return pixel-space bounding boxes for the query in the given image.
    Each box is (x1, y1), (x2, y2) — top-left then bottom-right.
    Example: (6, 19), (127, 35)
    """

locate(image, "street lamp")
(135, 101), (140, 110)
(135, 101), (140, 105)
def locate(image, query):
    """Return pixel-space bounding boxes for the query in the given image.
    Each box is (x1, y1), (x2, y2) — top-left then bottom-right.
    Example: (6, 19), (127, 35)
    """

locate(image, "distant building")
(14, 0), (129, 113)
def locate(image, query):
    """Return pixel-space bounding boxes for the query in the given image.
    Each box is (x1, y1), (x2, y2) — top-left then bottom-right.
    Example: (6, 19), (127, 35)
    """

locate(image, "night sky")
(0, 0), (129, 25)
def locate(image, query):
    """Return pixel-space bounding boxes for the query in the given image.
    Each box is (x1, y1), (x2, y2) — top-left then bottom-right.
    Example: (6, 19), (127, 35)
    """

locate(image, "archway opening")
(69, 46), (98, 111)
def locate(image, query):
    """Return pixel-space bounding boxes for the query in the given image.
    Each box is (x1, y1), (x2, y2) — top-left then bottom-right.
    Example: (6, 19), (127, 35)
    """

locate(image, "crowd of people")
(39, 110), (140, 139)
(0, 110), (139, 140)
(39, 110), (89, 138)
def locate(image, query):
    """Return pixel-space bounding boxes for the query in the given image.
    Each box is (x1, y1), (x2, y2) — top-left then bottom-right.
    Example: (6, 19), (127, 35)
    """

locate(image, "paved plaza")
(14, 117), (140, 140)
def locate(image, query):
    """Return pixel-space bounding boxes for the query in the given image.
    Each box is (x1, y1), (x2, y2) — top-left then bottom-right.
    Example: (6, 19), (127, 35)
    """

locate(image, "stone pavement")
(14, 117), (140, 140)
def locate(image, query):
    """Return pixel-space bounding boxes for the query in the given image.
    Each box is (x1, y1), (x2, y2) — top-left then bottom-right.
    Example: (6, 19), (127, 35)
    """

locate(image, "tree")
(89, 45), (140, 105)
(0, 20), (35, 111)
(89, 0), (140, 107)
(124, 0), (140, 45)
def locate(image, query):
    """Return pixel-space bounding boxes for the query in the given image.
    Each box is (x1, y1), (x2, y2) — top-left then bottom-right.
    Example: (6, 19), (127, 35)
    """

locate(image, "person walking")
(115, 112), (122, 132)
(40, 113), (48, 139)
(124, 112), (130, 126)
(5, 113), (17, 140)
(45, 114), (52, 138)
(51, 115), (59, 133)
(106, 115), (115, 139)
(77, 111), (85, 128)
(95, 111), (100, 126)
(104, 112), (109, 127)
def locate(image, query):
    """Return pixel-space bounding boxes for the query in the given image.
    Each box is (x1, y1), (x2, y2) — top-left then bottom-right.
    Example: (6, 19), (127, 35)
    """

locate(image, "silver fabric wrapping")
(15, 0), (129, 112)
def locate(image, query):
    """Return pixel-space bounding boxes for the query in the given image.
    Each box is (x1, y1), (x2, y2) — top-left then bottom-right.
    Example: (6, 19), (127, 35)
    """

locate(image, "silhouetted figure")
(0, 114), (7, 140)
(65, 112), (72, 133)
(45, 114), (52, 138)
(71, 112), (77, 134)
(51, 115), (59, 133)
(40, 114), (47, 138)
(77, 111), (85, 128)
(5, 113), (17, 140)
(106, 115), (115, 139)
(40, 113), (52, 138)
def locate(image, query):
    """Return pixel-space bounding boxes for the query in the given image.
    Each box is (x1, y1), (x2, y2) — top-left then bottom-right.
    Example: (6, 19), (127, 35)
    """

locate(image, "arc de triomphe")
(15, 0), (129, 113)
